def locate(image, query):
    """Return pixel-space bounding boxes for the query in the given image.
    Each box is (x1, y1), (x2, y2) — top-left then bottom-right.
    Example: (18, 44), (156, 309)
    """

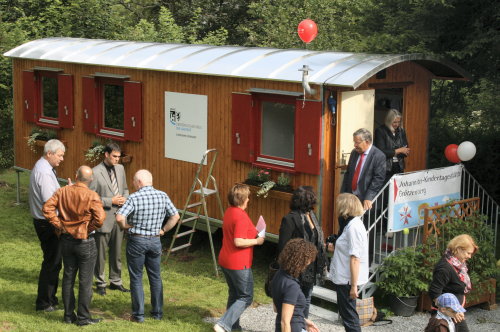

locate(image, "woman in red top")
(214, 184), (265, 332)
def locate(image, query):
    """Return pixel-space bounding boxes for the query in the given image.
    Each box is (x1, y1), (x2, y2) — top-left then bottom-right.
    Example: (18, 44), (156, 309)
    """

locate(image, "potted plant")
(244, 168), (271, 186)
(26, 127), (58, 152)
(84, 140), (105, 163)
(274, 172), (292, 193)
(377, 245), (431, 316)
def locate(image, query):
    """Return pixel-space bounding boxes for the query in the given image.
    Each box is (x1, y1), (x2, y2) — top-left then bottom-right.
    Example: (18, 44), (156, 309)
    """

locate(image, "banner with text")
(388, 165), (462, 232)
(165, 92), (207, 164)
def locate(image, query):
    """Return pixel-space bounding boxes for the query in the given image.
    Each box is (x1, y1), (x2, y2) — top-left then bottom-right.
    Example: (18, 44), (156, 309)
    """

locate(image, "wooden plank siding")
(12, 58), (434, 238)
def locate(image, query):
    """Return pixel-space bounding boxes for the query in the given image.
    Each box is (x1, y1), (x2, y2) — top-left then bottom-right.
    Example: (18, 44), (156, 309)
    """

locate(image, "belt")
(61, 233), (95, 241)
(129, 233), (160, 238)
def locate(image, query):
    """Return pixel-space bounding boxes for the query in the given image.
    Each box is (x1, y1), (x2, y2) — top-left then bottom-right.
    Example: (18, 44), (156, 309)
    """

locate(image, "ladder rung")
(169, 243), (191, 253)
(181, 216), (198, 224)
(193, 188), (217, 196)
(175, 230), (196, 238)
(186, 202), (202, 209)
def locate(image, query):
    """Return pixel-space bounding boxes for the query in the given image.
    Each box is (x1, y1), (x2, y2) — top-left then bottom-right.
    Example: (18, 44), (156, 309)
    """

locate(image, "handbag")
(264, 260), (279, 297)
(356, 296), (377, 326)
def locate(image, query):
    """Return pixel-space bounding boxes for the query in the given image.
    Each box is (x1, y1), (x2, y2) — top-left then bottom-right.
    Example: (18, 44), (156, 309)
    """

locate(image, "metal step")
(193, 188), (217, 196)
(186, 202), (202, 209)
(175, 229), (196, 238)
(312, 285), (337, 304)
(181, 216), (198, 224)
(168, 243), (191, 253)
(309, 304), (338, 322)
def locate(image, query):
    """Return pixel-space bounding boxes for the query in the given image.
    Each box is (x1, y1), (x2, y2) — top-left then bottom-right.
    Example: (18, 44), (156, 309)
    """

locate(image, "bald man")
(116, 169), (179, 323)
(43, 166), (105, 326)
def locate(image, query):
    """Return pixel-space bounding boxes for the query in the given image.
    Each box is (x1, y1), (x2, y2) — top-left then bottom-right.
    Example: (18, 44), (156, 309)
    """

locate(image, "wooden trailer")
(4, 38), (470, 240)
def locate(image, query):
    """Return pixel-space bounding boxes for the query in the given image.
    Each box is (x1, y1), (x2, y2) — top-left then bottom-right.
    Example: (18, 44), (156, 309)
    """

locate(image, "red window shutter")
(295, 99), (322, 175)
(58, 74), (74, 128)
(124, 81), (142, 142)
(22, 70), (37, 123)
(231, 93), (254, 163)
(82, 76), (97, 134)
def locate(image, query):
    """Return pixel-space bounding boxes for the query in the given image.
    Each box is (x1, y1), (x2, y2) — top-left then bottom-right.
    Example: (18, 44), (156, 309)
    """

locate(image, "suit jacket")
(90, 162), (129, 233)
(341, 145), (386, 201)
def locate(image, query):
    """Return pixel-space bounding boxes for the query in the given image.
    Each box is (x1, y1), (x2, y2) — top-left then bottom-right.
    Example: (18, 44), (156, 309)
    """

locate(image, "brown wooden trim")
(368, 81), (414, 89)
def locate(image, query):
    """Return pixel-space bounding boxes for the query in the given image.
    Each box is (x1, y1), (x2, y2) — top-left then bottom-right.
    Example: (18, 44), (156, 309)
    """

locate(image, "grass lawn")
(0, 169), (274, 331)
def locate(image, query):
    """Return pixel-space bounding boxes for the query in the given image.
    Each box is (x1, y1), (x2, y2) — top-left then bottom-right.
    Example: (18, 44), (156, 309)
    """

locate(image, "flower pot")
(390, 295), (418, 316)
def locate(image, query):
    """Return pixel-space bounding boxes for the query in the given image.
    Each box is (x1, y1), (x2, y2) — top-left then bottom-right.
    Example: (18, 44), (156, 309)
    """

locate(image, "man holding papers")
(214, 184), (265, 332)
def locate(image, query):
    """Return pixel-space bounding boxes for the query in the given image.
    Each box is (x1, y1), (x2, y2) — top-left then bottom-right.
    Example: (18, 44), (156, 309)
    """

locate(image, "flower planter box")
(417, 278), (497, 311)
(244, 183), (293, 201)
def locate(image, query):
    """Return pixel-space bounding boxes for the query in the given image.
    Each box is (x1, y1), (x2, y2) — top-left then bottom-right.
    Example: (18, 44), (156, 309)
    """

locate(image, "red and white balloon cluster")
(444, 141), (476, 163)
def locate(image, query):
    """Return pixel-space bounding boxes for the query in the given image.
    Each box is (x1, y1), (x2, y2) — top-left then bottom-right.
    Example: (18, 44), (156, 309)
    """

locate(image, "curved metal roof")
(4, 37), (470, 89)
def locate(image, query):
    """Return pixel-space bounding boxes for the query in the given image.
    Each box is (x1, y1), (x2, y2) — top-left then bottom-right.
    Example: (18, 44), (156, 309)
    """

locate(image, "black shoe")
(130, 316), (144, 323)
(76, 318), (102, 326)
(96, 287), (106, 295)
(36, 305), (57, 312)
(63, 313), (77, 324)
(109, 284), (130, 292)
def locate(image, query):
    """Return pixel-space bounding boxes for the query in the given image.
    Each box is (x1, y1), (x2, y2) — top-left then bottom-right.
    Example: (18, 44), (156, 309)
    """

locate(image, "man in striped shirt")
(116, 169), (179, 323)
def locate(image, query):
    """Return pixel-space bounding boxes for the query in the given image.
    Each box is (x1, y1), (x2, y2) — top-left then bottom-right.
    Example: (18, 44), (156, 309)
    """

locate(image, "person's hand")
(363, 200), (372, 210)
(396, 146), (410, 156)
(349, 285), (358, 299)
(255, 236), (265, 245)
(159, 229), (165, 236)
(67, 178), (73, 186)
(452, 312), (465, 323)
(305, 318), (320, 332)
(327, 242), (334, 253)
(112, 195), (125, 206)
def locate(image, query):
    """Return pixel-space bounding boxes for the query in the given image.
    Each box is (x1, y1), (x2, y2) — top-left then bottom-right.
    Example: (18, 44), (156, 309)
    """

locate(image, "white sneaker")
(213, 323), (226, 332)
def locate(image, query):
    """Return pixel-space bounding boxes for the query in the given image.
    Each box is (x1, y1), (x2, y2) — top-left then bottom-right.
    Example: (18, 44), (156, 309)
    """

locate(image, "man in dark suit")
(341, 128), (386, 211)
(90, 143), (129, 295)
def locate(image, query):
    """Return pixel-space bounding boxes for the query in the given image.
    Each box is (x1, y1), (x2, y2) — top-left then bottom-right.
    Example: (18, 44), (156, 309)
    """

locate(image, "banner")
(165, 92), (207, 164)
(388, 165), (462, 232)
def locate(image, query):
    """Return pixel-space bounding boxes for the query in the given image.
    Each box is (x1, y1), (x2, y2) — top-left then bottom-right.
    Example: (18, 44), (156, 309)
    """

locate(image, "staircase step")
(168, 243), (191, 253)
(186, 202), (202, 209)
(175, 229), (196, 238)
(193, 188), (217, 196)
(309, 304), (338, 322)
(181, 216), (198, 224)
(312, 285), (337, 304)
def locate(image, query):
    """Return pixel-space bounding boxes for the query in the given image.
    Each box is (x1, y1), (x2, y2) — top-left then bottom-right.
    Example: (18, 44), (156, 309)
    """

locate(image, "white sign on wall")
(388, 165), (462, 232)
(165, 92), (207, 164)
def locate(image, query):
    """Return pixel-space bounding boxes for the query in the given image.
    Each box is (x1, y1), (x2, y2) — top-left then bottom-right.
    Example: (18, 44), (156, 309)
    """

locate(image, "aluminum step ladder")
(164, 149), (224, 276)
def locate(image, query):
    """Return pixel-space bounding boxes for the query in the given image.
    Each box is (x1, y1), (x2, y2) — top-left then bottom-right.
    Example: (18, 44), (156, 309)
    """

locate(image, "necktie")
(351, 153), (365, 192)
(109, 168), (119, 196)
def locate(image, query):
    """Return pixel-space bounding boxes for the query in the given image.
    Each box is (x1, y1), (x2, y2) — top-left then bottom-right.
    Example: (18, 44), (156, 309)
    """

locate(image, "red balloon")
(297, 19), (318, 43)
(444, 144), (460, 163)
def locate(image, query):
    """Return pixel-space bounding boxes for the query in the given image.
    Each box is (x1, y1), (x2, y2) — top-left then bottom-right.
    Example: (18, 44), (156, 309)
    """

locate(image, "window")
(232, 92), (322, 175)
(22, 69), (74, 128)
(82, 74), (142, 142)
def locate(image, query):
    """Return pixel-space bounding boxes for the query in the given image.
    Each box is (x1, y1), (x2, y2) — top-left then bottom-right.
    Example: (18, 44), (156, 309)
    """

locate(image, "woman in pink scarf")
(428, 234), (478, 332)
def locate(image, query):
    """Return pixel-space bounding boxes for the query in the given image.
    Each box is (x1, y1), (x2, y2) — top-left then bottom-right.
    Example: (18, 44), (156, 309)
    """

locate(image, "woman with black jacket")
(278, 186), (327, 318)
(428, 234), (478, 332)
(374, 109), (410, 183)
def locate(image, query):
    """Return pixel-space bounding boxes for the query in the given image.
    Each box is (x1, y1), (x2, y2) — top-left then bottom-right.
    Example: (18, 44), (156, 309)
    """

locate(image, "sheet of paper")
(256, 215), (266, 237)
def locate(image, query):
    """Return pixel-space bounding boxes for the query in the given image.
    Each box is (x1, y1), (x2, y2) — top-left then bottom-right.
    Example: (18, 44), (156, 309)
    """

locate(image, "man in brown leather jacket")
(43, 166), (105, 326)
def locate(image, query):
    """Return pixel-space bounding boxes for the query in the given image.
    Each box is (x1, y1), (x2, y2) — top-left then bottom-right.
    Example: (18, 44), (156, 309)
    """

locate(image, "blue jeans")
(334, 283), (361, 332)
(217, 267), (254, 331)
(126, 236), (163, 321)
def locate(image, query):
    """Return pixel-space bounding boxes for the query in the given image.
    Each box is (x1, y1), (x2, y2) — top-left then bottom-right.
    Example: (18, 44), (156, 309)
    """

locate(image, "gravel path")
(206, 303), (500, 331)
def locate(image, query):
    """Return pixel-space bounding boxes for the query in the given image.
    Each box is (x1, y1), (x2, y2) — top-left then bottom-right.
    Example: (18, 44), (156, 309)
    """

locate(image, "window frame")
(96, 77), (126, 138)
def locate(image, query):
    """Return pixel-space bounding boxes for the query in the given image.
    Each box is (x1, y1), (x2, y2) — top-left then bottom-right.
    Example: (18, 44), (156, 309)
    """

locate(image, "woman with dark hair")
(278, 186), (327, 318)
(428, 234), (478, 332)
(374, 109), (410, 183)
(214, 184), (265, 332)
(272, 238), (320, 332)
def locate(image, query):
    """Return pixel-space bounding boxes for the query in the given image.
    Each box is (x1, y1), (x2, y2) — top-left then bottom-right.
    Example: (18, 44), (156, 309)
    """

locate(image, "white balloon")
(457, 141), (476, 161)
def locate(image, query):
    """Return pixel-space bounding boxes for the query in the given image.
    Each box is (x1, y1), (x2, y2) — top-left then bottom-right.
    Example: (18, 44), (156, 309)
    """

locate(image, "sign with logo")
(388, 165), (462, 232)
(165, 92), (207, 164)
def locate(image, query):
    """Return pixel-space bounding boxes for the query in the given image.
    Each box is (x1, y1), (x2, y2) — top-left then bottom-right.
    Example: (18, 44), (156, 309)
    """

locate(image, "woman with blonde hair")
(428, 234), (478, 332)
(272, 238), (319, 332)
(214, 184), (265, 332)
(328, 193), (368, 332)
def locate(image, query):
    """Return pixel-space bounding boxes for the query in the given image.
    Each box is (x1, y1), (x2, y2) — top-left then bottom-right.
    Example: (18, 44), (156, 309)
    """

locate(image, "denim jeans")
(60, 234), (97, 322)
(126, 236), (163, 321)
(217, 267), (254, 331)
(33, 219), (62, 310)
(334, 283), (361, 332)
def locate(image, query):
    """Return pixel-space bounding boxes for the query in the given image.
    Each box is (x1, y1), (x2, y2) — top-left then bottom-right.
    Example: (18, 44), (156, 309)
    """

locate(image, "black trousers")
(334, 283), (361, 332)
(60, 234), (97, 322)
(33, 219), (62, 310)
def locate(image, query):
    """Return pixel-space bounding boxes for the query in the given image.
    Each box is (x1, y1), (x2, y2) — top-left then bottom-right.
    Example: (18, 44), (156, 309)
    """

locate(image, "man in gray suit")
(341, 128), (386, 210)
(90, 143), (130, 295)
